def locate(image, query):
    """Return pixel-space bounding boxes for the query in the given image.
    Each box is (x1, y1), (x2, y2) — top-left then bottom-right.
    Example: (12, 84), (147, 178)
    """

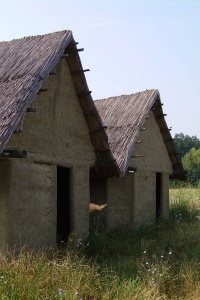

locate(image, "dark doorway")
(156, 173), (162, 218)
(57, 166), (71, 243)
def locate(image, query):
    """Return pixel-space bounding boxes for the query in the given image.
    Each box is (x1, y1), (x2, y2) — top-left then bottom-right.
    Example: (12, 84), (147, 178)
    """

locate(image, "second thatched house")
(90, 90), (186, 230)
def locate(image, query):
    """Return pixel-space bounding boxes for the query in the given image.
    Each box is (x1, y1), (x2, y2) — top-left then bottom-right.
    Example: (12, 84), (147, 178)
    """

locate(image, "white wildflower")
(58, 288), (63, 295)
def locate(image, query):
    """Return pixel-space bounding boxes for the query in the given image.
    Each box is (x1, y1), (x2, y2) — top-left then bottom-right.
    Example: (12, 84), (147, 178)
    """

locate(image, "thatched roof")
(94, 89), (186, 180)
(0, 30), (119, 176)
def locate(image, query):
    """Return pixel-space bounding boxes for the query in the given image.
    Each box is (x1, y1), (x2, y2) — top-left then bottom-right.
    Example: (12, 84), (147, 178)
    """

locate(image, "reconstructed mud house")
(0, 30), (119, 250)
(91, 91), (186, 230)
(0, 30), (185, 250)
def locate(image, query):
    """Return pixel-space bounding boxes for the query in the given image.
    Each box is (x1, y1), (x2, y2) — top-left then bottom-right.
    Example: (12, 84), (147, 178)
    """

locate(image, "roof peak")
(95, 89), (159, 102)
(0, 30), (72, 44)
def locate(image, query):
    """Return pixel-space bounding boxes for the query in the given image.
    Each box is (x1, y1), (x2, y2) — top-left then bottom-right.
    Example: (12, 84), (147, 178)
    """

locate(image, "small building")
(0, 30), (118, 250)
(91, 90), (186, 231)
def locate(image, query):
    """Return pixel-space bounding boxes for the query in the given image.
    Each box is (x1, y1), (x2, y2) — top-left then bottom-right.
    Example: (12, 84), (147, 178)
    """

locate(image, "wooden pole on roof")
(1, 149), (27, 158)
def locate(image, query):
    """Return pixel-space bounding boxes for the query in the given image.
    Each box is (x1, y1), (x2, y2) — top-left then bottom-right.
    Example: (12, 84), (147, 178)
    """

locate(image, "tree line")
(173, 133), (200, 186)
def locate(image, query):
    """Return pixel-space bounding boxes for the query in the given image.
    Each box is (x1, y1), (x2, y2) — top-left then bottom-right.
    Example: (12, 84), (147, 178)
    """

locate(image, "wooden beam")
(49, 72), (57, 76)
(89, 126), (107, 133)
(77, 91), (92, 97)
(69, 42), (79, 46)
(67, 48), (84, 53)
(156, 114), (167, 118)
(14, 129), (22, 133)
(96, 159), (116, 166)
(71, 69), (90, 75)
(62, 48), (84, 56)
(1, 149), (27, 158)
(26, 107), (36, 112)
(38, 88), (47, 94)
(151, 103), (164, 110)
(141, 128), (146, 131)
(127, 166), (137, 172)
(160, 128), (172, 131)
(136, 140), (143, 144)
(131, 155), (142, 158)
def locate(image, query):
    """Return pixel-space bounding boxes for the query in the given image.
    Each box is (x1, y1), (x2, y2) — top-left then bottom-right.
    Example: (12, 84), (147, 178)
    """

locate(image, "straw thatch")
(0, 30), (119, 176)
(94, 90), (186, 180)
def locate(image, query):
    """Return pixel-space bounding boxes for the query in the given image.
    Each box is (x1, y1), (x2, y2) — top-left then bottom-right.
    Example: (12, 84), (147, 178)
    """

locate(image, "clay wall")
(106, 112), (172, 230)
(107, 174), (133, 230)
(0, 59), (95, 249)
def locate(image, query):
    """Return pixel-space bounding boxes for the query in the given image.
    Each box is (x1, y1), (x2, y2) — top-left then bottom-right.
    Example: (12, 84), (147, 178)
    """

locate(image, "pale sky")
(1, 0), (200, 138)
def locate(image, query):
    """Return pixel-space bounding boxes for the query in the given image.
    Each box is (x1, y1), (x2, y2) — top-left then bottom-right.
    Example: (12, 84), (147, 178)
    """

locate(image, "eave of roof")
(94, 90), (186, 180)
(151, 94), (186, 180)
(65, 41), (119, 177)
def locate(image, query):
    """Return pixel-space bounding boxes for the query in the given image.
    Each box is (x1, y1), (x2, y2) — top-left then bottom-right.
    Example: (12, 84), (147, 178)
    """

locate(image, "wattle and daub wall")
(0, 59), (96, 250)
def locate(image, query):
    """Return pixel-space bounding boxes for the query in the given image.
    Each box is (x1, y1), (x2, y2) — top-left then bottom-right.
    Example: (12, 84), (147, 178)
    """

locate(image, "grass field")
(0, 189), (200, 299)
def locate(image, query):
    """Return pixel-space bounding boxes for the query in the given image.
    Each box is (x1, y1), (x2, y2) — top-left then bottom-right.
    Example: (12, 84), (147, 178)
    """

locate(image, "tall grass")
(0, 189), (200, 299)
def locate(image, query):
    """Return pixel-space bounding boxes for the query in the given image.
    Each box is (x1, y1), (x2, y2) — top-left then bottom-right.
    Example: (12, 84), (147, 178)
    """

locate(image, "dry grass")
(170, 188), (200, 206)
(0, 189), (199, 299)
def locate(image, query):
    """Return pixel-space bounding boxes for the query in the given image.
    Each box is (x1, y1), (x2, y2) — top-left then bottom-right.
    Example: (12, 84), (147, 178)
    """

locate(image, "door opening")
(89, 168), (107, 232)
(57, 166), (70, 243)
(156, 173), (162, 218)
